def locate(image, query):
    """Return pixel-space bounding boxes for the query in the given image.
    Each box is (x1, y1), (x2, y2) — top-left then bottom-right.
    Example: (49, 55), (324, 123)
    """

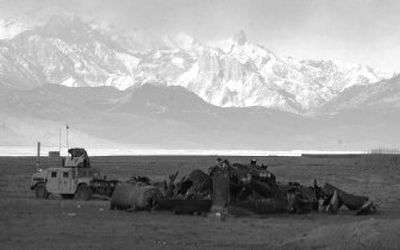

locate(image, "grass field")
(1, 155), (400, 249)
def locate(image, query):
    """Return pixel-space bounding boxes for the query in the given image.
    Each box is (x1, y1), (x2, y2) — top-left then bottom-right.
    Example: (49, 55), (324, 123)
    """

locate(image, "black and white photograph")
(0, 0), (399, 249)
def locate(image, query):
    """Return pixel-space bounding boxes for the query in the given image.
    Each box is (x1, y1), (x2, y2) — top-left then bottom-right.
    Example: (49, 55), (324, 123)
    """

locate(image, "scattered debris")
(356, 201), (377, 216)
(322, 183), (369, 211)
(110, 183), (162, 211)
(111, 158), (377, 217)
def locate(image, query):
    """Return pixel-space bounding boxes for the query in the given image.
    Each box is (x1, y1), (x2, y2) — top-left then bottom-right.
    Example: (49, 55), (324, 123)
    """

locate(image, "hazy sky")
(1, 0), (400, 72)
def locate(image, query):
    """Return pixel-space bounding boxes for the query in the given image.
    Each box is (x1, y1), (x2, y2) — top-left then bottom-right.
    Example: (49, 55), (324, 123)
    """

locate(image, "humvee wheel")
(35, 183), (48, 199)
(75, 184), (92, 200)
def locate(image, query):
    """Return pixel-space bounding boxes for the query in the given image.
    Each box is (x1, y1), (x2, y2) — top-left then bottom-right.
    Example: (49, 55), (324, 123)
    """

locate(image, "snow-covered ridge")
(0, 15), (392, 113)
(0, 18), (30, 40)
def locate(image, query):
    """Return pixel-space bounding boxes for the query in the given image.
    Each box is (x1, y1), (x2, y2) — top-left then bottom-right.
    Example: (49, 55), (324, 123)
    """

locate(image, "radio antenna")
(36, 141), (41, 172)
(65, 124), (69, 153)
(58, 128), (61, 153)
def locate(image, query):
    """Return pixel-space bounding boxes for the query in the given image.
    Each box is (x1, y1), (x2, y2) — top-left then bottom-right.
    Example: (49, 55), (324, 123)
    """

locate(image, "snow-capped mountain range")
(0, 15), (394, 113)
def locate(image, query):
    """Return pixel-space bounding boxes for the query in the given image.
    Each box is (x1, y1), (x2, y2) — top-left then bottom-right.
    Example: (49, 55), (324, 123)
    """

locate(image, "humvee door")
(59, 169), (73, 194)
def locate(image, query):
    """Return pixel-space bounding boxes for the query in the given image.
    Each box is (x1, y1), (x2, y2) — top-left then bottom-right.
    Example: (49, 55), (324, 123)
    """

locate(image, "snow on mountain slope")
(0, 18), (30, 40)
(170, 31), (388, 112)
(0, 16), (144, 90)
(0, 15), (391, 113)
(315, 74), (400, 115)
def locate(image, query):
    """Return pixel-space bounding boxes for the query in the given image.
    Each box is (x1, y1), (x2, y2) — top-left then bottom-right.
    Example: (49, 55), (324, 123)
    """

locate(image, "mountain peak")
(233, 30), (247, 45)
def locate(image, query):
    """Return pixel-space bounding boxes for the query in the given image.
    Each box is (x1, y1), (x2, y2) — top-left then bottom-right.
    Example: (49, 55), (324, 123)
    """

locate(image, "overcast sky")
(1, 0), (400, 72)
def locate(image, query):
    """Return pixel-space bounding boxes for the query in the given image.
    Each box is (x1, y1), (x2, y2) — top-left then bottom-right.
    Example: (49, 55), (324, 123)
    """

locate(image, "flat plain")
(1, 155), (400, 249)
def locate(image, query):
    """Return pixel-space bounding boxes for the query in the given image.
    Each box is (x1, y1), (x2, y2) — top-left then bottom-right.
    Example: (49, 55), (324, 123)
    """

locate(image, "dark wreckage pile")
(110, 159), (376, 216)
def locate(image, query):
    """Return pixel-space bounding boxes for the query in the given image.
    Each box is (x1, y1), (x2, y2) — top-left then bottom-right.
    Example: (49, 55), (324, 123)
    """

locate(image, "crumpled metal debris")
(209, 158), (377, 215)
(115, 158), (376, 216)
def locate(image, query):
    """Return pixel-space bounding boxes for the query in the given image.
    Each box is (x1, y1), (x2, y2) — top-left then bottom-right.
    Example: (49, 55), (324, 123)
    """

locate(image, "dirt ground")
(1, 155), (400, 249)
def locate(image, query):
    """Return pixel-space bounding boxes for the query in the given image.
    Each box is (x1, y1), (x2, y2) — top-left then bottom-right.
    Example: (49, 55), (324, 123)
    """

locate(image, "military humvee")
(30, 148), (118, 200)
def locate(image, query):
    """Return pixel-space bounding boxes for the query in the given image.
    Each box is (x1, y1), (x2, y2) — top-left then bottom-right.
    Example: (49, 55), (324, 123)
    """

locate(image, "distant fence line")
(368, 148), (400, 155)
(301, 148), (400, 166)
(364, 148), (400, 166)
